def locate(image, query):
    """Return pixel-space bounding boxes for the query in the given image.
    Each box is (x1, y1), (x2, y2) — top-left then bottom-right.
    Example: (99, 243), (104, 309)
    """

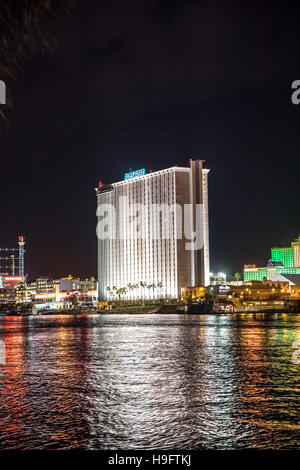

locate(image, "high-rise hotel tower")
(96, 159), (210, 300)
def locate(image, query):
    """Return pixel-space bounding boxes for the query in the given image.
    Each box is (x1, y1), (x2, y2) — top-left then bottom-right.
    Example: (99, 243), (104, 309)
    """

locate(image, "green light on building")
(243, 236), (300, 281)
(244, 265), (300, 281)
(244, 268), (268, 281)
(271, 247), (293, 267)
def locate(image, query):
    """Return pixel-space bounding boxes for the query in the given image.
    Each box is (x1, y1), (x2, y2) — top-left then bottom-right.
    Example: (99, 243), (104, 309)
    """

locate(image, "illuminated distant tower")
(18, 236), (25, 276)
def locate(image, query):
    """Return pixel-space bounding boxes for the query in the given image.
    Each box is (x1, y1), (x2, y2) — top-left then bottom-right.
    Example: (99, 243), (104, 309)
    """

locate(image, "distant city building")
(27, 277), (58, 294)
(0, 288), (16, 305)
(244, 261), (300, 281)
(60, 277), (82, 292)
(271, 246), (293, 267)
(0, 275), (25, 305)
(0, 276), (98, 310)
(244, 236), (300, 281)
(96, 159), (210, 300)
(32, 286), (98, 311)
(25, 276), (97, 297)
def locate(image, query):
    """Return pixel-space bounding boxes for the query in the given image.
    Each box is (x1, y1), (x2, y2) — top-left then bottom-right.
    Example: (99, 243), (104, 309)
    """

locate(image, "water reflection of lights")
(0, 313), (299, 449)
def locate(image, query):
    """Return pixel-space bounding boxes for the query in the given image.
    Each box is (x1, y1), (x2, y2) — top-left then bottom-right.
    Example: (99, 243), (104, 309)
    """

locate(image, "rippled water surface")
(0, 313), (299, 449)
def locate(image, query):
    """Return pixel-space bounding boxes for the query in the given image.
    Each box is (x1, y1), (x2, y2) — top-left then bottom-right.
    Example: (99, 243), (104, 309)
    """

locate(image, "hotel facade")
(96, 159), (210, 300)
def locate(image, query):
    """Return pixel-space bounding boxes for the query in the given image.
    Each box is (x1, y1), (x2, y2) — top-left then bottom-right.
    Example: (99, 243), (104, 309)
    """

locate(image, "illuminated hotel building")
(96, 159), (210, 300)
(244, 235), (300, 281)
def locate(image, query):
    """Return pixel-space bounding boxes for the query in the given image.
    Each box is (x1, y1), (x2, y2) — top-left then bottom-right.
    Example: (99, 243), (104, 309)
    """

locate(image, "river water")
(0, 313), (299, 450)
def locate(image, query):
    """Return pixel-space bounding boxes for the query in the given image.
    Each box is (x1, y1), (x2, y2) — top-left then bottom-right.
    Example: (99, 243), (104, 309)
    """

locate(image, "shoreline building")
(96, 159), (210, 301)
(15, 276), (98, 309)
(244, 236), (300, 281)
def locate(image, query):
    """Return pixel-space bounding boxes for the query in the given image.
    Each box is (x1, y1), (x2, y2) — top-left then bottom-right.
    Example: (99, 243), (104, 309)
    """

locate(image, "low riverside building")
(270, 274), (300, 298)
(227, 280), (290, 300)
(0, 288), (16, 305)
(181, 285), (206, 302)
(12, 276), (98, 310)
(33, 288), (98, 311)
(181, 281), (291, 303)
(59, 275), (96, 292)
(0, 276), (25, 305)
(27, 277), (58, 294)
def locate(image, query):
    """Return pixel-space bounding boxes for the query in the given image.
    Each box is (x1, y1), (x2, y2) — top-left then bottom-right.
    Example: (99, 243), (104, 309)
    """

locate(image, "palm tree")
(106, 286), (113, 305)
(116, 287), (127, 306)
(111, 286), (118, 305)
(90, 277), (96, 290)
(140, 281), (147, 304)
(157, 281), (163, 300)
(131, 283), (139, 305)
(127, 283), (134, 302)
(107, 286), (119, 305)
(151, 283), (156, 299)
(147, 284), (153, 301)
(70, 294), (78, 309)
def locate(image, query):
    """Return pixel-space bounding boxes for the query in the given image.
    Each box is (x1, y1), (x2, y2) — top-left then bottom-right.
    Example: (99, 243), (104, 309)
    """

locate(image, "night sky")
(0, 0), (299, 279)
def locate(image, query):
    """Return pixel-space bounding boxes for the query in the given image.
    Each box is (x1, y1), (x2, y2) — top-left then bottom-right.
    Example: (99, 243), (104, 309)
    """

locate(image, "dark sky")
(0, 0), (300, 279)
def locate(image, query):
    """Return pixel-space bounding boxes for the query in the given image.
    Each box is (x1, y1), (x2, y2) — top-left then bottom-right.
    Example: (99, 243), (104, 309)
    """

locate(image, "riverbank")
(1, 300), (300, 315)
(0, 305), (161, 316)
